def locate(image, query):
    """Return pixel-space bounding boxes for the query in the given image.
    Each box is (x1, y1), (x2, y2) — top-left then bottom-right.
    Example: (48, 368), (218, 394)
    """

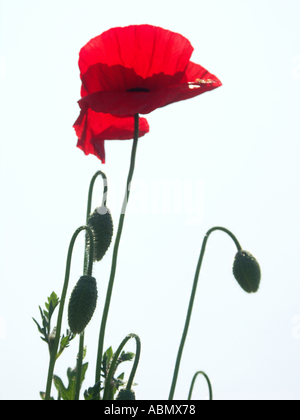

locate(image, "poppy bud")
(232, 250), (261, 293)
(116, 389), (136, 400)
(68, 276), (98, 334)
(87, 206), (113, 261)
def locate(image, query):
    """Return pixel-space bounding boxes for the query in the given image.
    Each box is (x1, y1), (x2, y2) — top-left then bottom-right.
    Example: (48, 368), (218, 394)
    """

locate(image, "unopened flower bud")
(68, 276), (98, 334)
(87, 206), (113, 261)
(232, 250), (261, 293)
(116, 389), (136, 400)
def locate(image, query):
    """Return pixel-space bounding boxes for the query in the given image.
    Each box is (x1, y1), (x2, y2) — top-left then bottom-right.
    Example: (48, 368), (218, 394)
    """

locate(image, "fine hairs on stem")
(95, 114), (140, 395)
(45, 225), (94, 400)
(168, 226), (242, 400)
(102, 333), (141, 400)
(75, 170), (109, 400)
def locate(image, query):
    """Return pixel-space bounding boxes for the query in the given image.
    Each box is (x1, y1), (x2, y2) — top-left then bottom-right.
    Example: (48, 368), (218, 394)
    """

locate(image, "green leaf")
(102, 346), (113, 377)
(119, 351), (135, 362)
(117, 372), (125, 380)
(53, 363), (88, 400)
(48, 292), (59, 318)
(33, 292), (60, 347)
(56, 329), (76, 360)
(84, 381), (103, 400)
(39, 391), (54, 400)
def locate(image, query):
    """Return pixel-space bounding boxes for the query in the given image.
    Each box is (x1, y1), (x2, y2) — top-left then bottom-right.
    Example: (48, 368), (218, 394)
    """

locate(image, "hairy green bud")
(233, 250), (261, 293)
(68, 276), (98, 334)
(87, 206), (113, 261)
(116, 389), (136, 400)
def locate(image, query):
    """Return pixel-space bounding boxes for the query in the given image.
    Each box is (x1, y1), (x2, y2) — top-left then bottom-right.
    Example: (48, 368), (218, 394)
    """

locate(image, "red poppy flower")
(74, 108), (149, 162)
(77, 24), (222, 116)
(74, 24), (221, 162)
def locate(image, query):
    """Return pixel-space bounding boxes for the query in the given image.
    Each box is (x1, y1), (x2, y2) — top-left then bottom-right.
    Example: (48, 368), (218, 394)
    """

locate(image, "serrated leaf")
(119, 351), (135, 362)
(117, 372), (125, 380)
(39, 391), (54, 400)
(56, 330), (76, 360)
(32, 317), (44, 335)
(53, 363), (89, 400)
(102, 346), (113, 377)
(84, 381), (103, 400)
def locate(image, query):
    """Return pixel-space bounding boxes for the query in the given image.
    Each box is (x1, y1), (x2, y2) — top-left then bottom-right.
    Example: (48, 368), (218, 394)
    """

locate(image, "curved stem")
(103, 333), (141, 400)
(74, 226), (94, 400)
(95, 114), (140, 392)
(45, 225), (94, 400)
(84, 171), (108, 273)
(75, 172), (106, 400)
(168, 226), (242, 400)
(86, 170), (108, 221)
(188, 371), (213, 400)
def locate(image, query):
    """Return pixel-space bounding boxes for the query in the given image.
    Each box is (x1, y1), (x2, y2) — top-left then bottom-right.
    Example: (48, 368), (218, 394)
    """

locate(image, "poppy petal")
(74, 108), (149, 162)
(79, 25), (194, 96)
(78, 62), (221, 115)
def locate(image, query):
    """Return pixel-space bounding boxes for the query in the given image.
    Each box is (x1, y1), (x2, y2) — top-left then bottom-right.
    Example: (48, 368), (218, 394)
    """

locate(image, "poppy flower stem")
(95, 114), (140, 395)
(168, 226), (242, 400)
(45, 225), (94, 400)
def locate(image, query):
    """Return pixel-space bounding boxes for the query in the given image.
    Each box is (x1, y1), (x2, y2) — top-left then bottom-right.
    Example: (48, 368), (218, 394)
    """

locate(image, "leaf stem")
(95, 114), (140, 393)
(168, 226), (242, 400)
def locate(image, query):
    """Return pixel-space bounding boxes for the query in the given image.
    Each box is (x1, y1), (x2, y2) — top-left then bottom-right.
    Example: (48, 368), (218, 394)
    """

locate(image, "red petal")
(79, 62), (222, 115)
(76, 25), (222, 119)
(79, 25), (193, 78)
(73, 108), (149, 162)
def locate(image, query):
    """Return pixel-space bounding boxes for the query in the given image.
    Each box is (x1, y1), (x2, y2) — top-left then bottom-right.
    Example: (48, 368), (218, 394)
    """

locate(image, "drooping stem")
(84, 170), (108, 273)
(168, 226), (242, 400)
(86, 170), (108, 220)
(95, 114), (140, 392)
(188, 371), (213, 400)
(74, 173), (106, 401)
(44, 225), (94, 400)
(102, 333), (141, 400)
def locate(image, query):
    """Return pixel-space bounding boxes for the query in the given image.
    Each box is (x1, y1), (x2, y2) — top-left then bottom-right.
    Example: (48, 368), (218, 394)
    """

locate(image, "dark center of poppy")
(127, 87), (150, 92)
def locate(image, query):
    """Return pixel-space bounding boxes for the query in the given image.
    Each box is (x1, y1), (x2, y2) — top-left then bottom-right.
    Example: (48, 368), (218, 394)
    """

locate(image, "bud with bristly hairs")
(68, 275), (98, 334)
(233, 250), (261, 293)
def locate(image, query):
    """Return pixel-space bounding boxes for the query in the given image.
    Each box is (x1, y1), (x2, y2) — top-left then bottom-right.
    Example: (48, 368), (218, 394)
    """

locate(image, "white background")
(0, 0), (299, 400)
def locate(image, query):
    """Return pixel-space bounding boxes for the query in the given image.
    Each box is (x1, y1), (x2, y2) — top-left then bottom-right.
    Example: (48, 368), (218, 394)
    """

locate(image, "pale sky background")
(0, 0), (299, 400)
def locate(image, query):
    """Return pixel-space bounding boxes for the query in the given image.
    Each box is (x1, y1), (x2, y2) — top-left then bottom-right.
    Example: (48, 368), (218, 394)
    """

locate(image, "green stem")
(168, 226), (242, 400)
(74, 332), (85, 400)
(188, 371), (213, 400)
(84, 170), (108, 273)
(86, 170), (108, 221)
(103, 333), (141, 400)
(44, 225), (94, 400)
(75, 171), (108, 400)
(95, 114), (140, 393)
